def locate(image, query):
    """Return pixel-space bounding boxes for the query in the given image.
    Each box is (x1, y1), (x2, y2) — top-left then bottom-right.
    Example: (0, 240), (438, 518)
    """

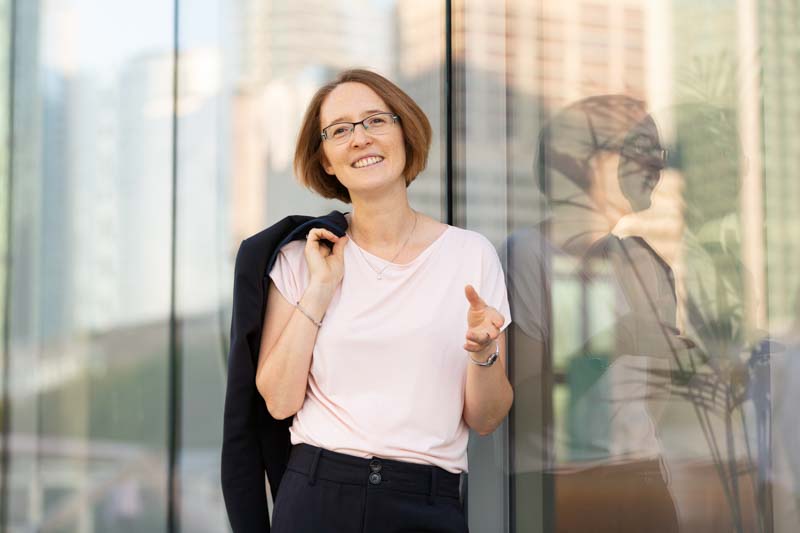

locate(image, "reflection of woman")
(506, 95), (680, 532)
(255, 69), (512, 532)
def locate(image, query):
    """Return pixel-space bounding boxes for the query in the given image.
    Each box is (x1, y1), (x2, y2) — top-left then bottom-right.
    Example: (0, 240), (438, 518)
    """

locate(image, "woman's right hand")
(304, 228), (348, 289)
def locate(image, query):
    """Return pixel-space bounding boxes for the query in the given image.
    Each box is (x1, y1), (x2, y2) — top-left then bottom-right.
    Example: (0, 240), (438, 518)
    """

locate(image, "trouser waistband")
(287, 443), (461, 504)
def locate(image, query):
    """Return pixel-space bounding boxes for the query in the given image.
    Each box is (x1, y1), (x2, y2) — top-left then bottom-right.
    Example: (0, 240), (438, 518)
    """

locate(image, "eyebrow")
(325, 109), (388, 126)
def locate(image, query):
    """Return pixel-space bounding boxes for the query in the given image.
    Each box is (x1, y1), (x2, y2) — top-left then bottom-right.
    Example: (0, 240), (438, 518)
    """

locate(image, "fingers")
(490, 312), (505, 329)
(465, 322), (500, 343)
(307, 228), (344, 251)
(306, 227), (341, 243)
(463, 329), (497, 352)
(464, 284), (487, 309)
(463, 304), (505, 352)
(332, 233), (349, 256)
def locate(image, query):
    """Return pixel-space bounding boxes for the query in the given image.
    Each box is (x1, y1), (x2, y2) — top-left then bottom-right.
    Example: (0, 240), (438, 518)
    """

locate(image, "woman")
(505, 95), (680, 532)
(254, 69), (513, 532)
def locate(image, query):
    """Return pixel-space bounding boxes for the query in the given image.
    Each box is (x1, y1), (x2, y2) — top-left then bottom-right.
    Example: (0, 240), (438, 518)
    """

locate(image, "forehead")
(320, 82), (390, 125)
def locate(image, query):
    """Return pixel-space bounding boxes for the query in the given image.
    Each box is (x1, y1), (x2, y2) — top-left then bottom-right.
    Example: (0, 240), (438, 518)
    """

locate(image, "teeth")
(353, 156), (383, 168)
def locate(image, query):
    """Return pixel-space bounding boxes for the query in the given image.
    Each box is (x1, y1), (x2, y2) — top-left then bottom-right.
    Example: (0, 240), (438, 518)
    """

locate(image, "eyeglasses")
(321, 112), (399, 144)
(620, 133), (669, 169)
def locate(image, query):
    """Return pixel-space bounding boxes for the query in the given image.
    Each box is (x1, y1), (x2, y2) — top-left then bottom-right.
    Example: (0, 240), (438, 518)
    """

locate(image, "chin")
(348, 172), (405, 192)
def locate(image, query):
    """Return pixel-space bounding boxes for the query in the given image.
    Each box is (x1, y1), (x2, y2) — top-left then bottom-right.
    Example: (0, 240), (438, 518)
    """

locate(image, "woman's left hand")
(463, 284), (505, 353)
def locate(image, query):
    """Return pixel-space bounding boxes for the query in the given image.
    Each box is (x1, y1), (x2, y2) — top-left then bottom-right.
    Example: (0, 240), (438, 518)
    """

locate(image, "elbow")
(255, 366), (287, 420)
(265, 401), (297, 421)
(255, 365), (305, 420)
(474, 417), (505, 437)
(260, 390), (300, 420)
(258, 385), (302, 421)
(474, 416), (508, 436)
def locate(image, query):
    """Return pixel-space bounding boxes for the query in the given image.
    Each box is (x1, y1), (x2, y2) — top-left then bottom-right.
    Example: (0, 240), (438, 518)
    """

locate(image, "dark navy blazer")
(221, 210), (348, 532)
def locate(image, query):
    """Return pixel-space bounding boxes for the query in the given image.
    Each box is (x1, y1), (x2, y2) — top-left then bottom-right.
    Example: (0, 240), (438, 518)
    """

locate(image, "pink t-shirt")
(268, 225), (511, 473)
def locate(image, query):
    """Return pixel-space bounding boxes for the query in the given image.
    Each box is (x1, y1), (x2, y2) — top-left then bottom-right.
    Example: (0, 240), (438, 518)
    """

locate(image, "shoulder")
(444, 226), (499, 255)
(278, 239), (306, 256)
(271, 240), (307, 274)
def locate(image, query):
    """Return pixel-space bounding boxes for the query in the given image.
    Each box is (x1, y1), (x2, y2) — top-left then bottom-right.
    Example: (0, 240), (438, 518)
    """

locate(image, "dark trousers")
(271, 444), (469, 533)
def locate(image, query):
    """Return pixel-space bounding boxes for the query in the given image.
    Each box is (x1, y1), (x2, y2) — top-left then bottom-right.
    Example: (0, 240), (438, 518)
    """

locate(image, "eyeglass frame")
(320, 112), (400, 143)
(619, 145), (670, 170)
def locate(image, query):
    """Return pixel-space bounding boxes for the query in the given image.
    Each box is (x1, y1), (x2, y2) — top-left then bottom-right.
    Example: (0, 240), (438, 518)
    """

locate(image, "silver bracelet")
(469, 342), (499, 367)
(295, 301), (323, 328)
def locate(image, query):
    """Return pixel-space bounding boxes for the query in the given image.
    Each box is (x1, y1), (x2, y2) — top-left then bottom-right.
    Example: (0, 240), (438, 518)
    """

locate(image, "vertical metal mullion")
(0, 0), (17, 529)
(503, 0), (516, 528)
(445, 0), (454, 226)
(167, 0), (181, 532)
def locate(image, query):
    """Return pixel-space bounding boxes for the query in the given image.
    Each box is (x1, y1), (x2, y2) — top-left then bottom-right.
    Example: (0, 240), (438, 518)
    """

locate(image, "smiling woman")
(226, 69), (514, 533)
(294, 69), (432, 203)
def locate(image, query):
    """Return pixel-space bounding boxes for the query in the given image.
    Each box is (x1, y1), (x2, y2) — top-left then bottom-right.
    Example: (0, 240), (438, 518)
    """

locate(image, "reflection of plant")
(676, 51), (738, 108)
(652, 341), (770, 533)
(648, 223), (773, 533)
(670, 97), (772, 532)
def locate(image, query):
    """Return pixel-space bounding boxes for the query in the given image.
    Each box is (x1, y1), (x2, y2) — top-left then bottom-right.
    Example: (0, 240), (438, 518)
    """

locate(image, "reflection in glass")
(0, 0), (8, 523)
(507, 95), (682, 532)
(491, 1), (800, 532)
(5, 2), (174, 531)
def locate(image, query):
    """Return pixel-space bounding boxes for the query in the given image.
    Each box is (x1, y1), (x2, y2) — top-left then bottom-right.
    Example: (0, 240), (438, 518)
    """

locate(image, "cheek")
(321, 148), (340, 174)
(392, 136), (408, 168)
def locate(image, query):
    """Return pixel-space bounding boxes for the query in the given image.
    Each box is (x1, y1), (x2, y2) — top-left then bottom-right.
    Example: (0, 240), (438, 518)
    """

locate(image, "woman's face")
(319, 82), (407, 198)
(617, 117), (663, 212)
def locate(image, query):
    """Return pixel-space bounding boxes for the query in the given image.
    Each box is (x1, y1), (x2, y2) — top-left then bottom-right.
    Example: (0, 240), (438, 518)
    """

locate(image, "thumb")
(464, 284), (486, 309)
(332, 234), (349, 257)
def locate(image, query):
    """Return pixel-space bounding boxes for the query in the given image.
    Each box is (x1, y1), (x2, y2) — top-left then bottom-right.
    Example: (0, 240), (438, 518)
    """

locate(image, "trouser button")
(369, 459), (382, 473)
(368, 472), (382, 485)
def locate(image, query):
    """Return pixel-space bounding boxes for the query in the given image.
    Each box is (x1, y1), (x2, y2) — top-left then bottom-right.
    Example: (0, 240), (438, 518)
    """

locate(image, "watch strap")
(470, 342), (499, 367)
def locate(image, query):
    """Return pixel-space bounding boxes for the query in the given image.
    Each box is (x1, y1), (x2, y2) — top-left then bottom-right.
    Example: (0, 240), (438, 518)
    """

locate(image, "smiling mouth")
(352, 156), (384, 168)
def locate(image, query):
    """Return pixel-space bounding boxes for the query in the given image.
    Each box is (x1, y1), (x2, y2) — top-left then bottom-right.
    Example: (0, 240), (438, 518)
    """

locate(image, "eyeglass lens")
(324, 113), (395, 143)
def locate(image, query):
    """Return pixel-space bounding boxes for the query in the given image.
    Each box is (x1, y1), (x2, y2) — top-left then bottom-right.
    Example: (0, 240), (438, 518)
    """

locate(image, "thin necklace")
(348, 210), (418, 280)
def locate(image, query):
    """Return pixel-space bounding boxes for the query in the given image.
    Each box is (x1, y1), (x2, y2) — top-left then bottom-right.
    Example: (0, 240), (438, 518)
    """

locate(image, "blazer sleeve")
(221, 239), (270, 532)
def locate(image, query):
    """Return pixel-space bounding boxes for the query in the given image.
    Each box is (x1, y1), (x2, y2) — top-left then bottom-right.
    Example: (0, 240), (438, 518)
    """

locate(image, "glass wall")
(2, 0), (799, 532)
(5, 1), (175, 531)
(454, 0), (800, 532)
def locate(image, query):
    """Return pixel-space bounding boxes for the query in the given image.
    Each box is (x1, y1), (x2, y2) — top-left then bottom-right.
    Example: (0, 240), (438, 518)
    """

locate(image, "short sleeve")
(478, 235), (513, 332)
(268, 240), (308, 305)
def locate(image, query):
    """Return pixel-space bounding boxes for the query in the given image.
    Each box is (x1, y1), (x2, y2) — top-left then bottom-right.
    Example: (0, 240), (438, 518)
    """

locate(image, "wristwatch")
(470, 342), (499, 367)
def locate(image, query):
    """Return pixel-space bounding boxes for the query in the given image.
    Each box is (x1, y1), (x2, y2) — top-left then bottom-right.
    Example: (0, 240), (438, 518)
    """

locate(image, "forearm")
(463, 341), (514, 436)
(255, 282), (334, 419)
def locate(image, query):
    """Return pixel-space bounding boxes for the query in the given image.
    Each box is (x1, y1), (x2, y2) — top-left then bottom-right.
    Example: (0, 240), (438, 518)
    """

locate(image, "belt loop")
(427, 467), (438, 505)
(308, 447), (322, 486)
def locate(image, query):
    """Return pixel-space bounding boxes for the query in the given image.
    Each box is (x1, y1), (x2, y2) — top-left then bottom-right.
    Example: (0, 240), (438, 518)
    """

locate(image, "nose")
(349, 122), (372, 147)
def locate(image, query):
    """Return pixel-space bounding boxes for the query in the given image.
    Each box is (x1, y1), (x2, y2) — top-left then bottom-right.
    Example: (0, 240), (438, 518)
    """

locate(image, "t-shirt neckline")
(347, 225), (452, 268)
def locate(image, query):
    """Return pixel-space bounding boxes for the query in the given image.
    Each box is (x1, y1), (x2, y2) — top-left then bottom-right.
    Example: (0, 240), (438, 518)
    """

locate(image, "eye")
(331, 125), (351, 138)
(366, 115), (387, 126)
(632, 134), (658, 152)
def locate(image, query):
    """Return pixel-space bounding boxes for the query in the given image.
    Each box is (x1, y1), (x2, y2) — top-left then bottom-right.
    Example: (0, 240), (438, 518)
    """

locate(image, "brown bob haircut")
(294, 69), (432, 203)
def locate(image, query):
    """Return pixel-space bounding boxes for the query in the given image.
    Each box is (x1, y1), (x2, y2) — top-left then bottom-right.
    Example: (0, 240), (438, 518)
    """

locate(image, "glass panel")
(174, 2), (232, 532)
(0, 0), (9, 520)
(460, 0), (800, 532)
(227, 0), (445, 237)
(177, 0), (446, 531)
(453, 0), (513, 529)
(5, 2), (174, 531)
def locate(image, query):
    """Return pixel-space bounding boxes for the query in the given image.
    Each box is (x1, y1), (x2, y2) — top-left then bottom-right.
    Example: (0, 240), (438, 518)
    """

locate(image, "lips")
(352, 155), (384, 168)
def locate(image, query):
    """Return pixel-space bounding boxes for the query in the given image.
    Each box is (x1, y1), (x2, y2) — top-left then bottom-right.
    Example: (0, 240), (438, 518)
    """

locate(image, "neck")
(348, 194), (416, 249)
(547, 197), (613, 256)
